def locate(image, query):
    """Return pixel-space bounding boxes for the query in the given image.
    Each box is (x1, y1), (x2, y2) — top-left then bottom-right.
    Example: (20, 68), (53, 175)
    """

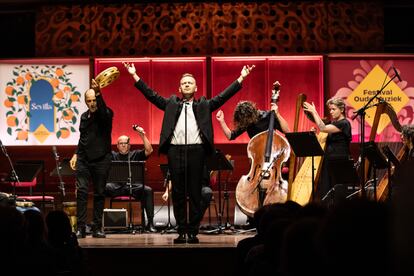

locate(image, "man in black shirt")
(105, 125), (156, 232)
(70, 79), (113, 238)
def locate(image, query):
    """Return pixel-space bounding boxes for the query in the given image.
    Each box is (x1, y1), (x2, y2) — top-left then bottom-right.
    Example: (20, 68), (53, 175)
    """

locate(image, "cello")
(235, 81), (291, 217)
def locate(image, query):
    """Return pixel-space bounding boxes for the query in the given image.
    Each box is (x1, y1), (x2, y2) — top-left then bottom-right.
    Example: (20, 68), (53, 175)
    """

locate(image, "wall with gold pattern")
(35, 1), (384, 57)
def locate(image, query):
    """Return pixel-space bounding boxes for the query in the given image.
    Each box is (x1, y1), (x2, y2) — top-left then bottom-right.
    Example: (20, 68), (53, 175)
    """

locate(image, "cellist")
(215, 81), (290, 140)
(216, 81), (291, 217)
(303, 97), (352, 203)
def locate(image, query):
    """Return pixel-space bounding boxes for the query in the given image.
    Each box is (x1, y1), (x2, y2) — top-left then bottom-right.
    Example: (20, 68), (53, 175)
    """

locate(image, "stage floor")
(78, 231), (255, 248)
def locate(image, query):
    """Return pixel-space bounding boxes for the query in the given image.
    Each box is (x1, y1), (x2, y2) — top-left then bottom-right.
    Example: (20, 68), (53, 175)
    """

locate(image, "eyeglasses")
(118, 142), (129, 145)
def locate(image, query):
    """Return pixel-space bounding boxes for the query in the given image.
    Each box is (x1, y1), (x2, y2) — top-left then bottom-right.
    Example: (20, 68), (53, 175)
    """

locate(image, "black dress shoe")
(76, 227), (86, 239)
(187, 234), (199, 244)
(147, 223), (157, 233)
(92, 230), (106, 238)
(173, 233), (186, 244)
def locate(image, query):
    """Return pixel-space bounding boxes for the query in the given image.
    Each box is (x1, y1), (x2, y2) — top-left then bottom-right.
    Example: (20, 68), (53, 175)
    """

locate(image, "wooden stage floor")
(78, 231), (254, 248)
(78, 230), (255, 276)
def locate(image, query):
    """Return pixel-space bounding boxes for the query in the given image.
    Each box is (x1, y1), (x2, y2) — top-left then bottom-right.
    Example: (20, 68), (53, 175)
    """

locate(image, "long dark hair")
(233, 101), (260, 130)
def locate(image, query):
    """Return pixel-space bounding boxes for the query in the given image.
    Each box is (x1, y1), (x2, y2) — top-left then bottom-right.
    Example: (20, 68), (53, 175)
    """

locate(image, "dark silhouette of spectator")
(0, 205), (25, 273)
(244, 201), (301, 276)
(46, 210), (86, 276)
(278, 201), (328, 276)
(234, 204), (271, 276)
(280, 217), (322, 276)
(316, 198), (391, 276)
(22, 210), (55, 275)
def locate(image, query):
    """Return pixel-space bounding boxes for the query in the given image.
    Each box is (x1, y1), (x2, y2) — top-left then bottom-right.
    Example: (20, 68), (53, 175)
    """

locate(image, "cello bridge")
(260, 170), (271, 179)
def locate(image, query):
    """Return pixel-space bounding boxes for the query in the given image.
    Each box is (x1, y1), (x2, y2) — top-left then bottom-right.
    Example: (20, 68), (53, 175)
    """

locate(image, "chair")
(107, 161), (146, 229)
(6, 160), (55, 211)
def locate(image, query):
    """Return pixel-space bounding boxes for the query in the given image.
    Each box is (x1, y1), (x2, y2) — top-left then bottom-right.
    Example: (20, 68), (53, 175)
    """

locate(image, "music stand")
(108, 161), (145, 232)
(159, 164), (176, 233)
(206, 149), (234, 233)
(6, 162), (44, 209)
(382, 145), (400, 201)
(325, 158), (360, 203)
(285, 132), (324, 201)
(50, 158), (75, 177)
(364, 142), (388, 200)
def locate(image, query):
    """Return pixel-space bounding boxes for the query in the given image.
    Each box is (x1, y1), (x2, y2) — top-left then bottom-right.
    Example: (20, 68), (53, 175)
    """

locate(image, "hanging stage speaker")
(103, 208), (128, 229)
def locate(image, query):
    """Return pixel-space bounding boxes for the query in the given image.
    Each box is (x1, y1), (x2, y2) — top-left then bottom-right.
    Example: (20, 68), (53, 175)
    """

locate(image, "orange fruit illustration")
(54, 90), (64, 99)
(50, 78), (60, 88)
(17, 130), (28, 140)
(5, 86), (14, 96)
(17, 95), (27, 105)
(16, 76), (25, 85)
(4, 99), (14, 108)
(25, 73), (32, 81)
(7, 116), (17, 127)
(60, 128), (70, 139)
(70, 94), (79, 102)
(63, 109), (74, 121)
(55, 68), (64, 77)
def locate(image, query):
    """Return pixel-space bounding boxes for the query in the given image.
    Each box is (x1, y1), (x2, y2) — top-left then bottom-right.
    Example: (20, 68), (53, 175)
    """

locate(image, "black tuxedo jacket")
(135, 79), (242, 154)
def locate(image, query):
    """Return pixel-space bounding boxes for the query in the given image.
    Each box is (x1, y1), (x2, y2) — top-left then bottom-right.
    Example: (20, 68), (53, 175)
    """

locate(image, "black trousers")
(105, 183), (154, 220)
(168, 144), (206, 235)
(76, 153), (111, 230)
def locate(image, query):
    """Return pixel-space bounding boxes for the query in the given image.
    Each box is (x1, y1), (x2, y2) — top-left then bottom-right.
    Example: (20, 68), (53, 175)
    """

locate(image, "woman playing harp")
(303, 97), (352, 203)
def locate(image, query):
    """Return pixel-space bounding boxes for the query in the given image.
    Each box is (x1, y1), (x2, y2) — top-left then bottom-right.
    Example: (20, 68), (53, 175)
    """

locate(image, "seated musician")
(215, 81), (290, 141)
(105, 125), (157, 232)
(303, 97), (352, 203)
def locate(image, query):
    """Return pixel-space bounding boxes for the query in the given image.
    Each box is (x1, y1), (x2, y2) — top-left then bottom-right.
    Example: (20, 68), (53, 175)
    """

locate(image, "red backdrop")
(94, 57), (207, 145)
(95, 56), (324, 145)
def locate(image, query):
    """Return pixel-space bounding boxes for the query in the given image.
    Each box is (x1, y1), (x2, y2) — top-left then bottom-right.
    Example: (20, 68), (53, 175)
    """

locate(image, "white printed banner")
(0, 60), (90, 145)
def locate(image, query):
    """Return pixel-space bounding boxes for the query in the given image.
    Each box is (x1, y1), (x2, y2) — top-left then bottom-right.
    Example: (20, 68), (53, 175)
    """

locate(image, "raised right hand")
(122, 62), (136, 75)
(216, 110), (224, 122)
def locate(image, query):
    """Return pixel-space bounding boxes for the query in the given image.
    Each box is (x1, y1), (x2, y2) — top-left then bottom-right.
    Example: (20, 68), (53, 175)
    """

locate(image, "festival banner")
(0, 59), (90, 145)
(328, 55), (414, 142)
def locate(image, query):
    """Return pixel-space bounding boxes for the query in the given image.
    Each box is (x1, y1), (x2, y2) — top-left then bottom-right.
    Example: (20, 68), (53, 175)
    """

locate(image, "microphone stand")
(351, 71), (400, 197)
(126, 151), (136, 234)
(1, 141), (20, 196)
(161, 170), (175, 234)
(184, 102), (189, 237)
(52, 146), (66, 208)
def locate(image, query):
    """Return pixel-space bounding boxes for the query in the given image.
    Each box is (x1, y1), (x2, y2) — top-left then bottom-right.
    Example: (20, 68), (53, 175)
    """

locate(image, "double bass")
(235, 82), (291, 217)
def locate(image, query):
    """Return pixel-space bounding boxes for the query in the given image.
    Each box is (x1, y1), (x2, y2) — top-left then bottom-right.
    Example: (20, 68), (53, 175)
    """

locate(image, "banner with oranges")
(0, 59), (90, 145)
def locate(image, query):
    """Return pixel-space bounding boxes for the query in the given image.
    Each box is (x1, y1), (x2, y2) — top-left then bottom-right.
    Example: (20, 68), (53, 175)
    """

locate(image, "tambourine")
(95, 66), (120, 88)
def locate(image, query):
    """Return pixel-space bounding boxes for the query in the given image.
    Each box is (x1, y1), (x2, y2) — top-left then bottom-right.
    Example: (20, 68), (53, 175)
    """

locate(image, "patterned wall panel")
(211, 2), (329, 54)
(36, 5), (91, 56)
(326, 2), (384, 52)
(35, 1), (384, 57)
